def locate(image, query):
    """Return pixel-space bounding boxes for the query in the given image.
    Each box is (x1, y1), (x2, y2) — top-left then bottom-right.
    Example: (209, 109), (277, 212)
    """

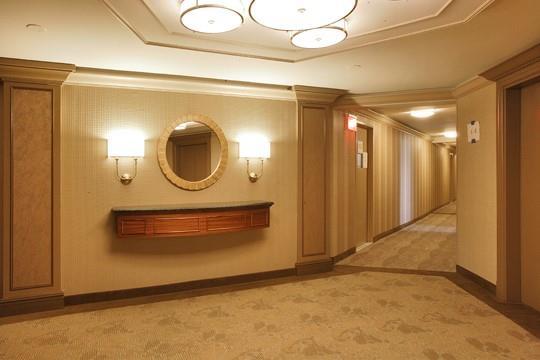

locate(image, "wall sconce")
(108, 130), (145, 185)
(238, 134), (271, 183)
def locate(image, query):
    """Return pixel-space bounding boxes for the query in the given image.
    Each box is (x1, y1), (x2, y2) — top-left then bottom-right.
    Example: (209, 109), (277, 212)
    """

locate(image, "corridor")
(340, 203), (456, 272)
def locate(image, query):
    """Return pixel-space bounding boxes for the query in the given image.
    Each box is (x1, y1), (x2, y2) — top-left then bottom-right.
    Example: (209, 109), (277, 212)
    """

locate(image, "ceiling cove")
(103, 0), (495, 63)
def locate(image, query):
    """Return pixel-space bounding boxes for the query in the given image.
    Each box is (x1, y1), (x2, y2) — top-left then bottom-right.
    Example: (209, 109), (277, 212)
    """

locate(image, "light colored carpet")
(434, 202), (457, 215)
(340, 211), (456, 272)
(0, 272), (538, 359)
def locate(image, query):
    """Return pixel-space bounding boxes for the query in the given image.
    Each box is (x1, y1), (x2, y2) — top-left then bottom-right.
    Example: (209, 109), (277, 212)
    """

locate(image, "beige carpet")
(340, 210), (456, 272)
(1, 272), (539, 359)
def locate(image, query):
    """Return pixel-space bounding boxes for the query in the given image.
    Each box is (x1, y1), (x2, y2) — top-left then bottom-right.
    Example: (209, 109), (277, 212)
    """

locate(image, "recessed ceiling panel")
(105, 0), (494, 62)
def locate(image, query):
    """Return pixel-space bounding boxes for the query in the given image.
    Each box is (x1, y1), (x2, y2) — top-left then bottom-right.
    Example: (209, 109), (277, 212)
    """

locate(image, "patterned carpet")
(0, 271), (539, 359)
(339, 206), (456, 272)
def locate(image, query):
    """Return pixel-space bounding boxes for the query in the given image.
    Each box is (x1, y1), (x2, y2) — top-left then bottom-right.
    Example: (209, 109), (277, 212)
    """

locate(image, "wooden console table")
(112, 201), (273, 238)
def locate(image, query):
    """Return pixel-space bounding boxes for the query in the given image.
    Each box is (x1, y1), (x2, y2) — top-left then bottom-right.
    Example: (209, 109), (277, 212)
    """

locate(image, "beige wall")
(456, 82), (497, 283)
(61, 85), (297, 296)
(329, 110), (452, 256)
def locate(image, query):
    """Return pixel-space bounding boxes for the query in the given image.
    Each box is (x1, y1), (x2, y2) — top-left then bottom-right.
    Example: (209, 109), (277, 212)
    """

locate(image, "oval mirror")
(157, 114), (228, 191)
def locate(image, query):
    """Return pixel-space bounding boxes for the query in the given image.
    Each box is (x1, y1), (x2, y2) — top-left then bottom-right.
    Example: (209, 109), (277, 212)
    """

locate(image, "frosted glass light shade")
(239, 135), (270, 159)
(180, 0), (244, 33)
(249, 0), (357, 31)
(291, 20), (347, 49)
(108, 131), (145, 158)
(410, 109), (436, 118)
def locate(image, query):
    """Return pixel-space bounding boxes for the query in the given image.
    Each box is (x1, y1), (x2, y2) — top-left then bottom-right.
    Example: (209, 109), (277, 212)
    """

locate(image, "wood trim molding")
(494, 58), (540, 303)
(64, 268), (296, 306)
(157, 114), (228, 191)
(67, 67), (296, 101)
(481, 44), (540, 82)
(456, 265), (496, 295)
(0, 294), (64, 317)
(295, 259), (334, 276)
(334, 88), (454, 109)
(293, 85), (347, 104)
(332, 247), (356, 264)
(453, 76), (493, 98)
(351, 107), (433, 141)
(0, 57), (74, 84)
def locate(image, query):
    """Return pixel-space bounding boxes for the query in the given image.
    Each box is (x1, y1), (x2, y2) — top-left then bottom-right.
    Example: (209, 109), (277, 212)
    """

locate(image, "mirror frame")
(157, 114), (228, 191)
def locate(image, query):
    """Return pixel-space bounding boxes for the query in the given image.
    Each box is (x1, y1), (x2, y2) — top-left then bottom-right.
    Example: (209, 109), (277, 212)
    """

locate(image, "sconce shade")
(108, 131), (145, 158)
(239, 135), (270, 159)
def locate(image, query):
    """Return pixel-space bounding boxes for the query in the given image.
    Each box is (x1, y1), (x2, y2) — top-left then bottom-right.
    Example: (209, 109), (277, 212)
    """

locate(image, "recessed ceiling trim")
(103, 0), (496, 63)
(102, 0), (296, 63)
(335, 88), (455, 109)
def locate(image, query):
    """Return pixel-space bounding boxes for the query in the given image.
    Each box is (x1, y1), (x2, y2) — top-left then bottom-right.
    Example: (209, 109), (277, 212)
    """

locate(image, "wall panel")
(61, 85), (297, 296)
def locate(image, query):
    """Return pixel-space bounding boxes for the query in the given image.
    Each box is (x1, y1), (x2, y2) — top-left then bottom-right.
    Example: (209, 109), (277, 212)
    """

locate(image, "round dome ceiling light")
(249, 0), (357, 31)
(180, 0), (244, 34)
(410, 109), (436, 118)
(291, 20), (348, 49)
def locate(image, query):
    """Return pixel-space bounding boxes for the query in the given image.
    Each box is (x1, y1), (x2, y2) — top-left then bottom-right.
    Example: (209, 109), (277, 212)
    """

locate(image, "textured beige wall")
(456, 82), (497, 283)
(61, 85), (297, 296)
(329, 111), (452, 256)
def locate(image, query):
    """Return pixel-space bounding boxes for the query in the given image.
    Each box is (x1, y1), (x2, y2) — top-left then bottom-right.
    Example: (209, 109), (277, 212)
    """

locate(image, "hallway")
(340, 203), (456, 272)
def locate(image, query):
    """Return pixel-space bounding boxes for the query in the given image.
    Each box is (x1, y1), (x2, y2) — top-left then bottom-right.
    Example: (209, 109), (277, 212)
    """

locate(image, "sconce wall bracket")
(246, 159), (264, 182)
(115, 158), (138, 185)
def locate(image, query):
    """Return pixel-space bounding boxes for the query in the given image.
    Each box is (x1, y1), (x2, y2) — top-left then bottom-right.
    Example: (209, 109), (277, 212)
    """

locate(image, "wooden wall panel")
(300, 107), (327, 257)
(11, 88), (53, 289)
(1, 81), (62, 302)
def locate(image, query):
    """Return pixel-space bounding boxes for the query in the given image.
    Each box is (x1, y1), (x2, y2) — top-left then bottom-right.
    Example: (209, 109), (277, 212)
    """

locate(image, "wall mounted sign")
(467, 120), (480, 144)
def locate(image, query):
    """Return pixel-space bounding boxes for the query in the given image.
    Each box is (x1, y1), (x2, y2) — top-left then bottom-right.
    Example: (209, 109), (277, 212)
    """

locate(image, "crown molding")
(0, 57), (75, 84)
(293, 85), (348, 104)
(65, 67), (296, 101)
(334, 87), (454, 109)
(452, 76), (493, 98)
(481, 43), (540, 81)
(350, 107), (433, 141)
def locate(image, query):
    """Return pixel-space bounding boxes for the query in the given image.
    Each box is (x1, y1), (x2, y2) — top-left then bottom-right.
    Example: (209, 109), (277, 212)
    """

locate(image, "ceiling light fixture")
(291, 20), (348, 49)
(249, 0), (357, 31)
(444, 131), (457, 139)
(410, 109), (436, 118)
(180, 0), (244, 34)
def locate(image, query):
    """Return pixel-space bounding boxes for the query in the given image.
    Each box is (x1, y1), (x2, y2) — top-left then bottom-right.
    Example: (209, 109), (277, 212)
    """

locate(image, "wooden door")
(520, 80), (540, 311)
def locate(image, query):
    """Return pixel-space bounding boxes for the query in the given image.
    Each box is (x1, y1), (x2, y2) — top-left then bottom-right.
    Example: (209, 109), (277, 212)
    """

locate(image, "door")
(355, 126), (369, 246)
(173, 133), (211, 181)
(520, 80), (540, 311)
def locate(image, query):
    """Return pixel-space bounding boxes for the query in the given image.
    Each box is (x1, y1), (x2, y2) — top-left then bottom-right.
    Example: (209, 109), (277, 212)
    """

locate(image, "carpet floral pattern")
(0, 272), (538, 359)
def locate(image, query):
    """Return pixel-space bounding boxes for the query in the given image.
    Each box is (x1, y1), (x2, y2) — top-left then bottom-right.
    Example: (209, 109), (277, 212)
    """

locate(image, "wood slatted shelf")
(112, 201), (273, 238)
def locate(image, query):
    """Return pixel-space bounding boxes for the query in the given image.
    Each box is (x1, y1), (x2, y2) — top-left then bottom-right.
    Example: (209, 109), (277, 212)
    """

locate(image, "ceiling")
(0, 0), (538, 94)
(371, 103), (457, 139)
(0, 0), (538, 137)
(108, 0), (489, 62)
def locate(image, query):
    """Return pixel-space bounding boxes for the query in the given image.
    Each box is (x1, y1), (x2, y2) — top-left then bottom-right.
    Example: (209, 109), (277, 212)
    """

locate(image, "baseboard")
(332, 247), (356, 264)
(373, 201), (452, 242)
(0, 294), (64, 317)
(456, 265), (496, 295)
(295, 259), (334, 276)
(65, 268), (296, 306)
